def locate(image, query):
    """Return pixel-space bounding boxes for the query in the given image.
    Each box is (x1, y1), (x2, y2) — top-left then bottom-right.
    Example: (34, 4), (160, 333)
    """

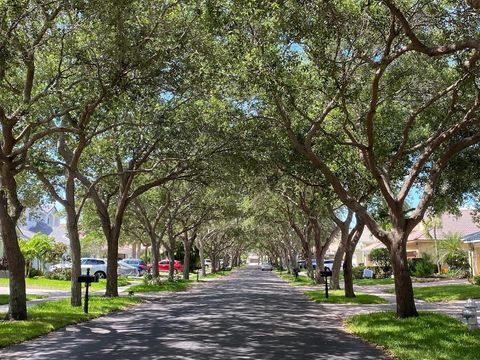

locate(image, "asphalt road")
(0, 267), (388, 360)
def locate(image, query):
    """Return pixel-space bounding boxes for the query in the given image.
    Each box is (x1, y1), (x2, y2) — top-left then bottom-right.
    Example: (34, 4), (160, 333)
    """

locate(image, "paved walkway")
(0, 285), (133, 313)
(0, 267), (389, 360)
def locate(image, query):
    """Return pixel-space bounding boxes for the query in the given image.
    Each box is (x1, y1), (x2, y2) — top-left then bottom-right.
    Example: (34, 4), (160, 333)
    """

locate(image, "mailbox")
(78, 274), (98, 284)
(77, 268), (99, 314)
(319, 266), (332, 299)
(320, 267), (332, 278)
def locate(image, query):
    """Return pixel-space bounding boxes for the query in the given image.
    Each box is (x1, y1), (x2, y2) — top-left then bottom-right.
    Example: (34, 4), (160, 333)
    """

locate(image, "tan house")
(355, 209), (480, 275)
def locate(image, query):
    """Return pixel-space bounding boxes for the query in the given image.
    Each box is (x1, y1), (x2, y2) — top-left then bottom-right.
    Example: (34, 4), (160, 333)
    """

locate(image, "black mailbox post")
(78, 268), (99, 314)
(320, 266), (332, 298)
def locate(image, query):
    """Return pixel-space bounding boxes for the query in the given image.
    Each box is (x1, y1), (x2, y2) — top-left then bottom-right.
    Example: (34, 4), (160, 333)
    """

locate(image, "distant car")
(157, 259), (183, 273)
(261, 263), (273, 271)
(121, 258), (148, 275)
(324, 260), (334, 271)
(49, 262), (71, 272)
(204, 259), (211, 267)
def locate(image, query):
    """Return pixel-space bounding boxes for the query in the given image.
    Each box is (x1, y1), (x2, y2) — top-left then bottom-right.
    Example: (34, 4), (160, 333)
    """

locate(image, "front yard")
(305, 290), (388, 304)
(386, 284), (480, 302)
(0, 277), (131, 291)
(346, 311), (480, 360)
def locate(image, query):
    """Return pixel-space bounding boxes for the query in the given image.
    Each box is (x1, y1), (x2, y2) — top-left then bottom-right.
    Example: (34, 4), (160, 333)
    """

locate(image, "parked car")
(204, 259), (211, 267)
(118, 260), (141, 277)
(261, 263), (273, 271)
(157, 259), (183, 273)
(81, 258), (107, 279)
(49, 262), (71, 272)
(324, 259), (334, 271)
(121, 258), (148, 275)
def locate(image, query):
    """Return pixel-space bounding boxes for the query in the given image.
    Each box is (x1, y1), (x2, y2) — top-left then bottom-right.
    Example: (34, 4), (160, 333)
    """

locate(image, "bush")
(117, 276), (129, 287)
(369, 248), (391, 277)
(412, 254), (436, 278)
(46, 268), (72, 281)
(446, 268), (469, 279)
(352, 266), (366, 279)
(471, 275), (480, 285)
(352, 266), (379, 279)
(445, 251), (470, 270)
(28, 268), (44, 278)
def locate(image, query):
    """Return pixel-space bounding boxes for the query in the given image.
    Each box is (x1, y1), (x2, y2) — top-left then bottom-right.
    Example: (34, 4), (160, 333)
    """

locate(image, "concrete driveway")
(0, 267), (388, 360)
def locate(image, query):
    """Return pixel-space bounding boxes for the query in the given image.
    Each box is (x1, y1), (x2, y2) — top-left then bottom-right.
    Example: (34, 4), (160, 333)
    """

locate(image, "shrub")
(28, 268), (44, 278)
(446, 268), (469, 279)
(46, 268), (72, 281)
(471, 275), (480, 286)
(117, 276), (129, 287)
(412, 254), (436, 278)
(369, 248), (391, 277)
(445, 251), (470, 270)
(352, 266), (366, 279)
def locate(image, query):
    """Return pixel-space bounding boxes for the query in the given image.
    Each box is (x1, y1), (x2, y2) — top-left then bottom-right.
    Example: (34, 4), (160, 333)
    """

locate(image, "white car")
(49, 262), (71, 272)
(204, 259), (211, 267)
(261, 263), (273, 271)
(80, 258), (107, 279)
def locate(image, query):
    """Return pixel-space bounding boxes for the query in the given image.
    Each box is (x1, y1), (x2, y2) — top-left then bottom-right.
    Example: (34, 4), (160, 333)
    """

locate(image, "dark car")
(122, 258), (148, 275)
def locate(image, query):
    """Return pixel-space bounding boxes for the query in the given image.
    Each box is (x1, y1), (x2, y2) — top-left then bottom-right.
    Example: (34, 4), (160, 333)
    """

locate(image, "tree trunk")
(65, 203), (82, 307)
(105, 230), (119, 297)
(0, 191), (27, 320)
(344, 248), (355, 298)
(183, 241), (192, 280)
(168, 249), (175, 281)
(211, 254), (217, 273)
(344, 221), (364, 298)
(303, 243), (314, 280)
(331, 242), (345, 290)
(151, 236), (160, 279)
(198, 240), (206, 276)
(390, 236), (418, 318)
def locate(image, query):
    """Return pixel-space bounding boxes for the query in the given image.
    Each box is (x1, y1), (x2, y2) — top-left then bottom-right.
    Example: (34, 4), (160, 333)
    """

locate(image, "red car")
(157, 259), (183, 273)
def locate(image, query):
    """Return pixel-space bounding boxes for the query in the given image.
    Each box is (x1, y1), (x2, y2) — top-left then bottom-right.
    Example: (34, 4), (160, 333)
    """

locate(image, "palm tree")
(438, 233), (469, 271)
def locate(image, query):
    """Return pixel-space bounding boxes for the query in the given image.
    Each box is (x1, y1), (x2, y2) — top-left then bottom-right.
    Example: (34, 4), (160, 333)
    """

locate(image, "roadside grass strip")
(386, 284), (480, 302)
(0, 296), (142, 348)
(275, 271), (314, 286)
(353, 278), (395, 286)
(305, 290), (388, 304)
(128, 280), (192, 293)
(345, 311), (480, 360)
(0, 294), (46, 305)
(0, 277), (130, 291)
(198, 270), (234, 281)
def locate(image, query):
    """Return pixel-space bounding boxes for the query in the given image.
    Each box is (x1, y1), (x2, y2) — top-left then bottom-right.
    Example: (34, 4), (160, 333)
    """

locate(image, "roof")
(463, 231), (480, 243)
(18, 222), (69, 245)
(408, 210), (480, 241)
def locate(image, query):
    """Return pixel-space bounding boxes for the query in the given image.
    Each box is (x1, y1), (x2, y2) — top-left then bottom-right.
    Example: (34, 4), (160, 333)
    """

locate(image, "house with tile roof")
(354, 209), (480, 275)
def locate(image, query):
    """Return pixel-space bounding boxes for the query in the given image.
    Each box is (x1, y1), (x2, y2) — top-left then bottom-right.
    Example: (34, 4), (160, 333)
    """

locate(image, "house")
(19, 205), (69, 245)
(355, 209), (480, 275)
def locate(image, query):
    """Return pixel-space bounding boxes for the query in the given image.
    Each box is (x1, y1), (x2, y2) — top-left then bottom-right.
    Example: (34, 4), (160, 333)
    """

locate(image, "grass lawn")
(276, 271), (314, 286)
(0, 277), (130, 291)
(354, 278), (395, 286)
(0, 296), (142, 348)
(0, 294), (45, 305)
(345, 311), (480, 360)
(305, 290), (388, 304)
(198, 271), (232, 280)
(128, 280), (191, 293)
(386, 284), (480, 302)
